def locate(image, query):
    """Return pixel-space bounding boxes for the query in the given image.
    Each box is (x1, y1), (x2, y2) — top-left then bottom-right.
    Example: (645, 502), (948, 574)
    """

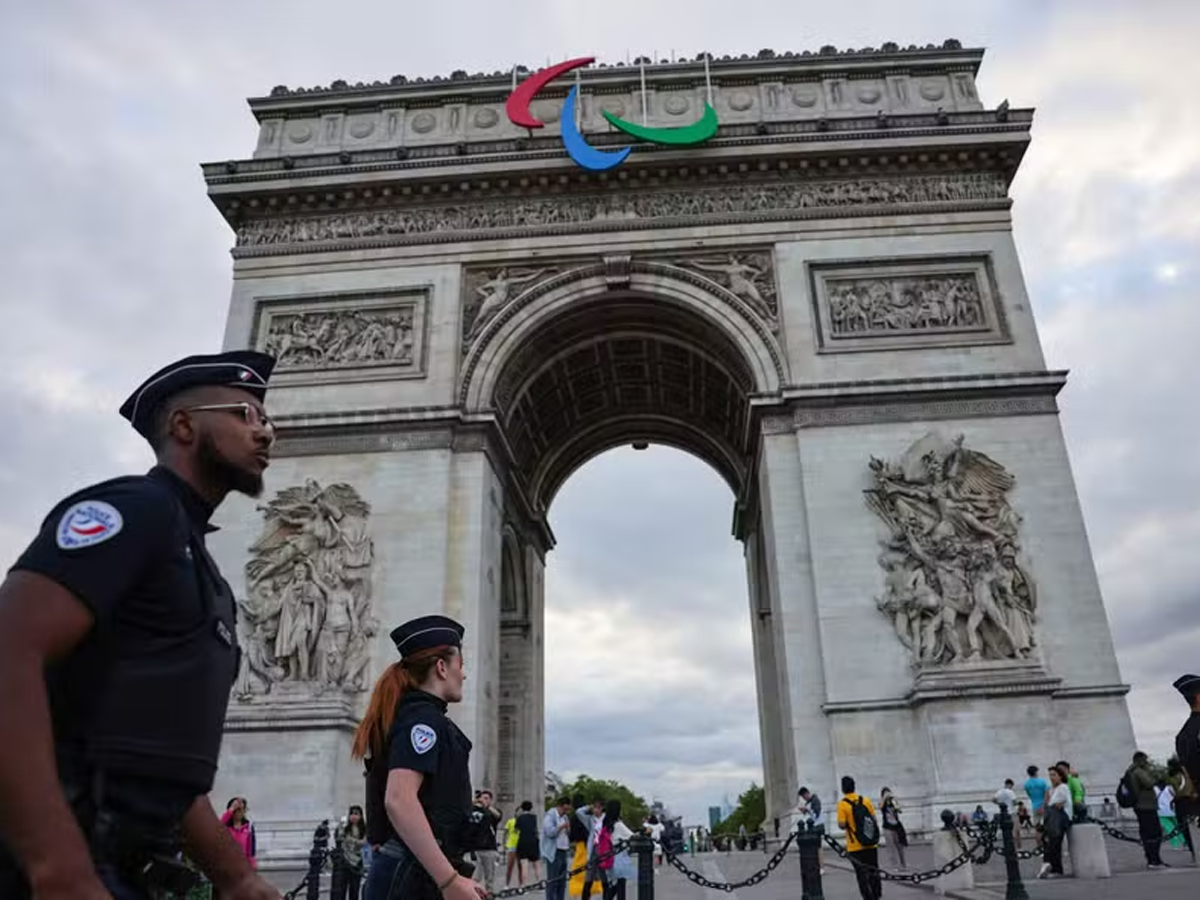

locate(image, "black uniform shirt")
(1177, 711), (1200, 790)
(380, 690), (473, 851)
(11, 465), (232, 821)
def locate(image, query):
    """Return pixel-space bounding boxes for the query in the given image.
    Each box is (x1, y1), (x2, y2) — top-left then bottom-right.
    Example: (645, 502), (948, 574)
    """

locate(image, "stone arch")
(460, 262), (787, 512)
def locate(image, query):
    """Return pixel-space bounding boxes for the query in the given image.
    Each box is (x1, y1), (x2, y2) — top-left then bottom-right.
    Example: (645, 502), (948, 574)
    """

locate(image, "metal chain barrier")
(662, 830), (797, 891)
(486, 841), (628, 899)
(821, 829), (985, 885)
(282, 846), (329, 900)
(1084, 813), (1194, 845)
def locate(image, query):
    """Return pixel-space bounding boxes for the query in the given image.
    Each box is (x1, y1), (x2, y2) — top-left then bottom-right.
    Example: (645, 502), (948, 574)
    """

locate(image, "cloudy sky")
(3, 1), (1197, 825)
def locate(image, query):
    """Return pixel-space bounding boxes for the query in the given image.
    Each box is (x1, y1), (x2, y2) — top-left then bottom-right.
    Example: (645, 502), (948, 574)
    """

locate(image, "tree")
(552, 773), (650, 828)
(713, 783), (766, 837)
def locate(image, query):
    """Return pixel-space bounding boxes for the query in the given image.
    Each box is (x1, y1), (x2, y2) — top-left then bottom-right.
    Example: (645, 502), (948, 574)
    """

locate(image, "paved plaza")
(264, 835), (1200, 899)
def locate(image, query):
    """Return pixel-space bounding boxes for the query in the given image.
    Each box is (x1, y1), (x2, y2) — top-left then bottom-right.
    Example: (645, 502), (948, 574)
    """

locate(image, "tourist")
(836, 776), (881, 900)
(504, 813), (521, 885)
(643, 815), (665, 867)
(464, 790), (502, 893)
(797, 787), (826, 875)
(577, 796), (608, 899)
(1037, 766), (1072, 879)
(1056, 759), (1087, 821)
(1023, 765), (1050, 834)
(1155, 778), (1185, 851)
(994, 779), (1019, 847)
(516, 800), (541, 881)
(1099, 796), (1117, 821)
(1125, 751), (1166, 868)
(879, 787), (908, 869)
(1015, 800), (1032, 846)
(542, 797), (572, 900)
(971, 805), (989, 825)
(567, 793), (593, 898)
(220, 797), (257, 883)
(597, 800), (635, 900)
(331, 805), (367, 900)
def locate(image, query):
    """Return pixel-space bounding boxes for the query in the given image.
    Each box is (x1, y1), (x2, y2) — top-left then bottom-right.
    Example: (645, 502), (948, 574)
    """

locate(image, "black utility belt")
(380, 839), (476, 880)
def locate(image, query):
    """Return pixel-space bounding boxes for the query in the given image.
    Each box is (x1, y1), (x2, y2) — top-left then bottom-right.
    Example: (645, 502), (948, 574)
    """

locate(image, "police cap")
(1173, 674), (1200, 697)
(119, 350), (276, 440)
(390, 615), (465, 659)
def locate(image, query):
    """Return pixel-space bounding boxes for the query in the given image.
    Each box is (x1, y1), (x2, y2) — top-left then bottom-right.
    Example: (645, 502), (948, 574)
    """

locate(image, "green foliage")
(713, 783), (766, 836)
(552, 773), (650, 828)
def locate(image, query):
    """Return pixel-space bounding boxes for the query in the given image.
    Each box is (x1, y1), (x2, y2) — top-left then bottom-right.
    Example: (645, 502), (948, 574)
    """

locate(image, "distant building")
(708, 806), (722, 829)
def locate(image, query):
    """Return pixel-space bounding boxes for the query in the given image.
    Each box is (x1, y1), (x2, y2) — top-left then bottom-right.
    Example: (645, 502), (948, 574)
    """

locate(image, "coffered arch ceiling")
(491, 296), (757, 512)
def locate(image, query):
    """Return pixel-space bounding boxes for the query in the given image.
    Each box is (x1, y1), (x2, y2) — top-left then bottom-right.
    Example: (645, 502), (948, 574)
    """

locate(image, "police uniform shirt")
(1177, 712), (1200, 792)
(384, 689), (473, 849)
(11, 465), (239, 822)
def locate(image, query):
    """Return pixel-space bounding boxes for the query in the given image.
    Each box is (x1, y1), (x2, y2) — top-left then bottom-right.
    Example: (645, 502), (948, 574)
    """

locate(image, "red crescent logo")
(71, 522), (107, 536)
(505, 56), (595, 129)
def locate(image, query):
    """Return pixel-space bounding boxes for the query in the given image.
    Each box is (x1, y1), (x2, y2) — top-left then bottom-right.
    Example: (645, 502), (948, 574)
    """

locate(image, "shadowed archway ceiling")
(492, 295), (756, 511)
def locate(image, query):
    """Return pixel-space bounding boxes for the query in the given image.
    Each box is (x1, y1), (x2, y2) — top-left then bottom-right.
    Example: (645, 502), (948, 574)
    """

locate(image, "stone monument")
(200, 41), (1136, 864)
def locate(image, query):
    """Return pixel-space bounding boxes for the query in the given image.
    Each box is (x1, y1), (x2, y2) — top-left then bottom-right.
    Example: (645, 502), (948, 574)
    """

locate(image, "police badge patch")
(56, 501), (124, 550)
(411, 724), (437, 754)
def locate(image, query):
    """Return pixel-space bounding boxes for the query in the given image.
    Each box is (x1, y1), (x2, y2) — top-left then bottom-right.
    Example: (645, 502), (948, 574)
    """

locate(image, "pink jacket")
(221, 809), (257, 868)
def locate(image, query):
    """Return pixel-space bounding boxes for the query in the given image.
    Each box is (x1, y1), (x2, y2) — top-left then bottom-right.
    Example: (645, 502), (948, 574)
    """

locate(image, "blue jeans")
(546, 848), (568, 900)
(363, 841), (439, 900)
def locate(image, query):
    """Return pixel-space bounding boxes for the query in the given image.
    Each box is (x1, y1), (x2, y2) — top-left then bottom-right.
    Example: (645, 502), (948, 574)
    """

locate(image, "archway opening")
(487, 291), (771, 829)
(544, 446), (763, 828)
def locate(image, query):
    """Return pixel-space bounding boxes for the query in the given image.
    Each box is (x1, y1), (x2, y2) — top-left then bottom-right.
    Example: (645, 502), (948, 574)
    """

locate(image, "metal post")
(997, 805), (1030, 900)
(797, 821), (824, 900)
(306, 819), (330, 900)
(631, 833), (655, 900)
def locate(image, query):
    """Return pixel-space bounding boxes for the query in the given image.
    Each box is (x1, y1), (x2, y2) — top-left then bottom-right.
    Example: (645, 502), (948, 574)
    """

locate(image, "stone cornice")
(252, 41), (982, 112)
(203, 110), (1030, 188)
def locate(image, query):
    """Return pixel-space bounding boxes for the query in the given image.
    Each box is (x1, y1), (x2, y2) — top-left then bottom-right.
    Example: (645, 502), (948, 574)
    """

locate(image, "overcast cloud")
(2, 1), (1197, 826)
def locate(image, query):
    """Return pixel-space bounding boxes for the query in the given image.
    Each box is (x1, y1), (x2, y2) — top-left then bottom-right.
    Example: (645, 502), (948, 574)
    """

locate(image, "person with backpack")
(1122, 751), (1166, 868)
(836, 776), (881, 900)
(595, 800), (634, 900)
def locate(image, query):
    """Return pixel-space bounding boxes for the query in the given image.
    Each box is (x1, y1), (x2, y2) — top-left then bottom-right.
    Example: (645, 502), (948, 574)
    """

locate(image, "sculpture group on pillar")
(235, 480), (378, 700)
(865, 432), (1038, 666)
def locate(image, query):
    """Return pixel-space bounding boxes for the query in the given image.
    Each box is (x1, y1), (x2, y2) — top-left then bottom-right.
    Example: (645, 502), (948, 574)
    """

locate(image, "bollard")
(1066, 822), (1110, 878)
(932, 829), (973, 895)
(306, 819), (330, 900)
(996, 805), (1030, 900)
(631, 833), (655, 900)
(796, 820), (825, 900)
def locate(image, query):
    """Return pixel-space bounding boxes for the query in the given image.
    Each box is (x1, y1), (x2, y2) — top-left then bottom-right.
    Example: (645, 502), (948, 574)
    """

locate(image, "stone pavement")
(263, 840), (1200, 898)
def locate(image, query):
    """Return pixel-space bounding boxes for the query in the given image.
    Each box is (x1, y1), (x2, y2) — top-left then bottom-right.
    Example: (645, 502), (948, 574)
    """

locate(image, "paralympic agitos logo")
(505, 57), (719, 172)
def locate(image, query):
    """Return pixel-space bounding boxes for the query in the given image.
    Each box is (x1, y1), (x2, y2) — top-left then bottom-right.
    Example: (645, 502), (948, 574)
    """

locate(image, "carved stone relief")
(865, 433), (1037, 667)
(672, 252), (778, 330)
(461, 266), (562, 351)
(811, 257), (1008, 352)
(264, 307), (415, 370)
(827, 274), (984, 336)
(235, 481), (377, 700)
(236, 173), (1007, 251)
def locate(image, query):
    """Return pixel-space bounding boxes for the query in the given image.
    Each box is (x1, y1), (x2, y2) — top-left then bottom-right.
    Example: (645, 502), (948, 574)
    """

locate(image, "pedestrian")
(352, 614), (485, 900)
(542, 797), (572, 900)
(1156, 778), (1185, 850)
(567, 793), (593, 898)
(994, 779), (1020, 848)
(836, 776), (881, 900)
(1023, 765), (1050, 835)
(797, 787), (826, 875)
(576, 796), (607, 899)
(504, 814), (521, 885)
(1056, 759), (1087, 821)
(597, 799), (634, 900)
(515, 801), (541, 881)
(1173, 673), (1200, 859)
(644, 815), (665, 866)
(219, 797), (258, 892)
(879, 787), (907, 869)
(1124, 751), (1166, 869)
(331, 805), (367, 900)
(0, 351), (281, 900)
(1037, 766), (1071, 879)
(463, 790), (502, 893)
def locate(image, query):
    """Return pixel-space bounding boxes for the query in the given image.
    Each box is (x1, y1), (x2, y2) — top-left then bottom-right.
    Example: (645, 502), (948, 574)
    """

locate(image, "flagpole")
(640, 59), (648, 125)
(512, 64), (517, 91)
(704, 53), (712, 106)
(575, 66), (582, 131)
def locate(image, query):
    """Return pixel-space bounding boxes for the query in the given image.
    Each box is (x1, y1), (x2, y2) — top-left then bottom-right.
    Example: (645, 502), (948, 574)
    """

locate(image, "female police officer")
(352, 615), (485, 900)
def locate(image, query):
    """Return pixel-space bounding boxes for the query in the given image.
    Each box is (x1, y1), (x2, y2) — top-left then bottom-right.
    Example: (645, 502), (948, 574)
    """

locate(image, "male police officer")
(0, 351), (281, 900)
(1174, 674), (1200, 847)
(360, 615), (484, 900)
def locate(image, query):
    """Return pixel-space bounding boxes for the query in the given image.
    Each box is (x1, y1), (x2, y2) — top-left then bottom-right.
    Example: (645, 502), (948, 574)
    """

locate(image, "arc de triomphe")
(202, 42), (1135, 860)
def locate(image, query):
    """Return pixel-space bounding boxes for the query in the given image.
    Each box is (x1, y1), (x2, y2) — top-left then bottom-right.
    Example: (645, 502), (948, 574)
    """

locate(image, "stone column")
(753, 421), (834, 810)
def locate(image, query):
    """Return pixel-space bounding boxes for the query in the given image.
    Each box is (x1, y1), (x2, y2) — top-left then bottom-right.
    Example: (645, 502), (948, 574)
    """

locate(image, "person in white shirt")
(993, 778), (1020, 847)
(542, 797), (572, 900)
(643, 816), (665, 868)
(1038, 766), (1072, 879)
(577, 798), (607, 898)
(599, 801), (636, 899)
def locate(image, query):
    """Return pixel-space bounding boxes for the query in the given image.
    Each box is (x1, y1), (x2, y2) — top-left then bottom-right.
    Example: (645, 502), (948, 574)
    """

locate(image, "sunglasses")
(182, 402), (276, 436)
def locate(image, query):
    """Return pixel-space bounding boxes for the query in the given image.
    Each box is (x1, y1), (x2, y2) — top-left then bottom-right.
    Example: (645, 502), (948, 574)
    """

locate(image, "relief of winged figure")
(866, 433), (1038, 667)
